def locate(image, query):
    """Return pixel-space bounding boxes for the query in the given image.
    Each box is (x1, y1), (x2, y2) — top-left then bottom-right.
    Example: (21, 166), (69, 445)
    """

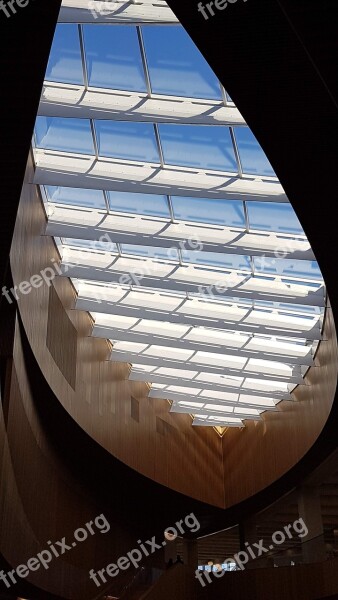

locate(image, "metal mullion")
(78, 24), (89, 89)
(230, 126), (243, 178)
(154, 123), (164, 167)
(116, 243), (123, 257)
(243, 200), (250, 233)
(137, 26), (152, 97)
(250, 255), (255, 277)
(103, 190), (110, 213)
(220, 83), (228, 106)
(32, 130), (38, 150)
(90, 119), (99, 159)
(168, 195), (175, 223)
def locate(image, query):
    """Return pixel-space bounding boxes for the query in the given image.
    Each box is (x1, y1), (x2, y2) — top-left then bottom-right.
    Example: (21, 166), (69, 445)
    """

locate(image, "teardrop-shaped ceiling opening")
(34, 0), (325, 431)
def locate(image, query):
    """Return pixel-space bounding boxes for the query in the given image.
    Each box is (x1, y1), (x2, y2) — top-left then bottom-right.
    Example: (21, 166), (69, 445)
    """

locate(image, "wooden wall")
(9, 151), (337, 513)
(9, 152), (225, 509)
(221, 306), (338, 508)
(195, 556), (338, 600)
(0, 318), (166, 600)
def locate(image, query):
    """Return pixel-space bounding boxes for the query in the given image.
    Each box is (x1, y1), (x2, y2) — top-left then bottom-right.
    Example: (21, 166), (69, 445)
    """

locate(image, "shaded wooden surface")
(10, 152), (337, 513)
(195, 557), (338, 600)
(222, 306), (337, 508)
(9, 152), (225, 509)
(0, 318), (168, 600)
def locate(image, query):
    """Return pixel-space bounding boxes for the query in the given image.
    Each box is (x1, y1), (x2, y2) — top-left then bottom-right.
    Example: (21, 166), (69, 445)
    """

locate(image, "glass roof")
(34, 5), (326, 430)
(141, 25), (222, 99)
(84, 25), (147, 91)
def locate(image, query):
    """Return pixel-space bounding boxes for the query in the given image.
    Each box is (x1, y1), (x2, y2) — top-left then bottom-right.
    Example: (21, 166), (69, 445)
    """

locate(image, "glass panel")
(83, 25), (146, 91)
(254, 257), (322, 281)
(95, 121), (160, 162)
(46, 186), (106, 209)
(159, 124), (237, 172)
(182, 250), (251, 271)
(35, 117), (94, 155)
(62, 238), (117, 253)
(121, 245), (178, 262)
(234, 127), (276, 177)
(172, 197), (245, 227)
(142, 25), (222, 100)
(247, 202), (304, 234)
(108, 191), (169, 218)
(45, 24), (84, 85)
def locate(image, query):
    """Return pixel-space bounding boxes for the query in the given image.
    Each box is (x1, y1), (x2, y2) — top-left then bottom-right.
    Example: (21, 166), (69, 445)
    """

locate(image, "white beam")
(45, 203), (314, 260)
(74, 283), (322, 340)
(151, 390), (279, 411)
(59, 0), (178, 24)
(169, 405), (263, 421)
(91, 322), (313, 366)
(192, 418), (244, 428)
(109, 346), (304, 383)
(33, 149), (287, 202)
(39, 83), (246, 126)
(59, 248), (325, 306)
(128, 369), (294, 398)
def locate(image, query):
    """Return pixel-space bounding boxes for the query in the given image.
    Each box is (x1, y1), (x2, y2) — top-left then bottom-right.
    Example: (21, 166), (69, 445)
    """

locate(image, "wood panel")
(221, 306), (338, 508)
(9, 150), (337, 512)
(195, 557), (338, 600)
(47, 285), (77, 389)
(9, 151), (225, 509)
(0, 319), (167, 600)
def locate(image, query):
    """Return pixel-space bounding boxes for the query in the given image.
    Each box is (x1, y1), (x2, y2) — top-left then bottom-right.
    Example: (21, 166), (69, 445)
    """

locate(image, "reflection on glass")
(182, 250), (251, 271)
(247, 202), (304, 234)
(142, 25), (222, 100)
(35, 117), (94, 155)
(159, 124), (237, 172)
(45, 24), (83, 85)
(172, 196), (245, 227)
(46, 186), (106, 209)
(84, 25), (146, 91)
(95, 121), (159, 162)
(254, 257), (322, 281)
(62, 238), (117, 253)
(109, 191), (170, 217)
(234, 127), (276, 176)
(121, 245), (178, 261)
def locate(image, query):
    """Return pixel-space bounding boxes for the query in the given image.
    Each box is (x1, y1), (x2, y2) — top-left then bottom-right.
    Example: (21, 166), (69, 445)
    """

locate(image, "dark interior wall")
(194, 557), (338, 600)
(0, 0), (61, 304)
(0, 316), (168, 600)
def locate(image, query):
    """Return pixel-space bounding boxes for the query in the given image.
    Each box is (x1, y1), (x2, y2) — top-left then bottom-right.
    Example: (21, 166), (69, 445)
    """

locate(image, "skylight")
(34, 3), (325, 430)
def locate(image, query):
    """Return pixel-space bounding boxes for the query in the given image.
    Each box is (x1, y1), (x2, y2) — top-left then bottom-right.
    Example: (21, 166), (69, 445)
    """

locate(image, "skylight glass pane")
(108, 191), (169, 218)
(172, 197), (245, 227)
(159, 125), (237, 172)
(95, 121), (159, 162)
(121, 245), (178, 261)
(46, 186), (106, 209)
(247, 202), (304, 234)
(254, 257), (322, 281)
(62, 238), (117, 252)
(35, 117), (94, 155)
(182, 250), (251, 271)
(142, 25), (222, 100)
(45, 24), (83, 85)
(234, 127), (276, 177)
(83, 25), (146, 92)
